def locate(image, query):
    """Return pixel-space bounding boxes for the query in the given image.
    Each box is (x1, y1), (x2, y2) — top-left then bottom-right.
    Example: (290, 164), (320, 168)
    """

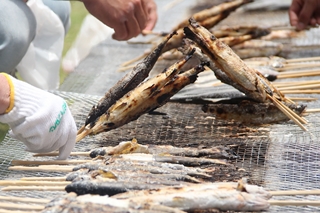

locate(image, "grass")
(60, 1), (88, 83)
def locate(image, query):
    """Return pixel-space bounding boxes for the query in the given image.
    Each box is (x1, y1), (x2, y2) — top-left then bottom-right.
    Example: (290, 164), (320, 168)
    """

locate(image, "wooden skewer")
(11, 159), (90, 166)
(278, 68), (320, 75)
(116, 64), (136, 72)
(269, 25), (309, 31)
(278, 70), (320, 79)
(1, 186), (65, 191)
(0, 196), (50, 204)
(141, 30), (165, 36)
(0, 202), (44, 211)
(76, 128), (92, 143)
(164, 0), (184, 10)
(305, 108), (320, 113)
(268, 95), (307, 131)
(286, 97), (317, 101)
(20, 176), (66, 182)
(120, 51), (149, 67)
(0, 180), (70, 186)
(8, 166), (73, 173)
(276, 63), (320, 72)
(0, 209), (42, 213)
(269, 200), (320, 206)
(286, 56), (320, 63)
(33, 151), (89, 157)
(278, 84), (320, 91)
(274, 80), (320, 87)
(277, 97), (308, 124)
(270, 189), (320, 196)
(281, 90), (320, 94)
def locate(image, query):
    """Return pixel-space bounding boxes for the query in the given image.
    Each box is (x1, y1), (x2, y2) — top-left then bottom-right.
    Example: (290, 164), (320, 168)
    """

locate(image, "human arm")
(0, 73), (77, 159)
(0, 75), (10, 114)
(81, 0), (158, 41)
(289, 0), (320, 30)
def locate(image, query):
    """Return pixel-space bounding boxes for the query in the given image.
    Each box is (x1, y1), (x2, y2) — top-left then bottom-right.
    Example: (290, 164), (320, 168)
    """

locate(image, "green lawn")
(60, 1), (88, 83)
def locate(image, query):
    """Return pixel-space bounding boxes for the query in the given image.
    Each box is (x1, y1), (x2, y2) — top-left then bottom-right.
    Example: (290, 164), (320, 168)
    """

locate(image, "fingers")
(289, 0), (302, 27)
(112, 0), (157, 40)
(57, 121), (77, 160)
(289, 0), (320, 30)
(315, 9), (320, 25)
(113, 1), (148, 41)
(297, 1), (316, 30)
(143, 0), (158, 31)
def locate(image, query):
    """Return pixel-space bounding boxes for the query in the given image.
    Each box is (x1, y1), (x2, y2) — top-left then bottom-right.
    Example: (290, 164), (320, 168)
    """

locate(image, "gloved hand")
(0, 73), (77, 159)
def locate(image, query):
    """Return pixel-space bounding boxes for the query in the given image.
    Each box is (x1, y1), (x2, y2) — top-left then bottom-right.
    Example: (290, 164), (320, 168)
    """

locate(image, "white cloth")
(16, 0), (65, 90)
(0, 74), (77, 159)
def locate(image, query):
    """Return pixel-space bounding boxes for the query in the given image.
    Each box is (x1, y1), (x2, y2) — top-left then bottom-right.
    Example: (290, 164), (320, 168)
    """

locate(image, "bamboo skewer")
(0, 196), (50, 204)
(281, 90), (320, 94)
(0, 180), (70, 186)
(117, 64), (136, 72)
(20, 176), (66, 181)
(8, 166), (73, 173)
(1, 186), (65, 191)
(305, 108), (320, 113)
(30, 176), (66, 181)
(277, 69), (320, 79)
(274, 80), (320, 87)
(268, 95), (307, 131)
(33, 151), (89, 157)
(11, 159), (90, 166)
(269, 200), (320, 206)
(270, 189), (320, 196)
(286, 56), (320, 63)
(286, 97), (317, 101)
(0, 209), (42, 213)
(277, 84), (320, 91)
(120, 52), (149, 68)
(276, 63), (320, 72)
(277, 97), (308, 124)
(0, 202), (44, 211)
(164, 0), (184, 10)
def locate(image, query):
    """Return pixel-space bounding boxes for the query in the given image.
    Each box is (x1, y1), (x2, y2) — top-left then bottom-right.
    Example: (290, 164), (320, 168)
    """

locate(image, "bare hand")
(82, 0), (158, 41)
(289, 0), (320, 30)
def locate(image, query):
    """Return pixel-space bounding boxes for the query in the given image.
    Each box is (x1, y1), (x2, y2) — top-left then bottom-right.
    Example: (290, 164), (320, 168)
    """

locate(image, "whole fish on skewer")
(78, 32), (177, 135)
(202, 99), (306, 124)
(183, 18), (308, 131)
(76, 49), (208, 142)
(43, 179), (271, 213)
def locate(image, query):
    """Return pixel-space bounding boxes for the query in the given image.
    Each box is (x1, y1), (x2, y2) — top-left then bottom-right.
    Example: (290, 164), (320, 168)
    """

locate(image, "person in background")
(0, 0), (158, 160)
(289, 0), (320, 30)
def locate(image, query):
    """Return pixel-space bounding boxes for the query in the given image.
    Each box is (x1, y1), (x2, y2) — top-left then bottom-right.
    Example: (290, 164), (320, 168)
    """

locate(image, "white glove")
(0, 73), (77, 159)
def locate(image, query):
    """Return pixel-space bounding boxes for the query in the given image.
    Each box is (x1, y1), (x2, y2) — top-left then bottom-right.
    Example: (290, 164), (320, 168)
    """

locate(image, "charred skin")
(147, 62), (208, 113)
(90, 49), (196, 135)
(161, 0), (254, 55)
(202, 100), (306, 124)
(184, 18), (269, 103)
(65, 180), (162, 196)
(82, 32), (177, 130)
(173, 0), (253, 31)
(213, 25), (270, 38)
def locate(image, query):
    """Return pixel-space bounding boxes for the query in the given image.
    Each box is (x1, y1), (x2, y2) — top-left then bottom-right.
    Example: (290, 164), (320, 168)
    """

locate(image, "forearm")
(0, 74), (10, 114)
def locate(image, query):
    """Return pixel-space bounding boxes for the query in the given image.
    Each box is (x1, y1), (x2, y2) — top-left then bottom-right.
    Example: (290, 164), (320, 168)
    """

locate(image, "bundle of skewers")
(74, 15), (309, 145)
(5, 139), (234, 193)
(2, 140), (320, 212)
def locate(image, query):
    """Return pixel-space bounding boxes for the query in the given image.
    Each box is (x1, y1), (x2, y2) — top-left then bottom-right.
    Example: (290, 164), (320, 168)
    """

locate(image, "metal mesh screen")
(1, 0), (320, 212)
(1, 91), (320, 212)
